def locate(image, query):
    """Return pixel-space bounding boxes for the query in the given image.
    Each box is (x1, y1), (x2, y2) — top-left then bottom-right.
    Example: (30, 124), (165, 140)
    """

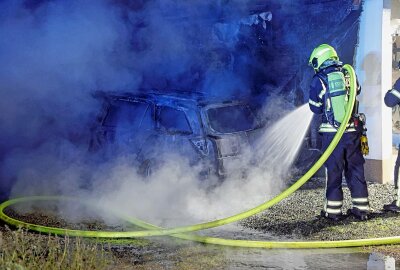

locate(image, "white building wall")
(355, 0), (392, 183)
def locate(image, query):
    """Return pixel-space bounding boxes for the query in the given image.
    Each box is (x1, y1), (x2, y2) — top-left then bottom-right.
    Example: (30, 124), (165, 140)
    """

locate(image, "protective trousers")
(321, 132), (369, 215)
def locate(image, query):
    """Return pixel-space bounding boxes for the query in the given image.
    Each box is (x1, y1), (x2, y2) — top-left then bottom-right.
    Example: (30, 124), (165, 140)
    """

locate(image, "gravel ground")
(241, 177), (400, 242)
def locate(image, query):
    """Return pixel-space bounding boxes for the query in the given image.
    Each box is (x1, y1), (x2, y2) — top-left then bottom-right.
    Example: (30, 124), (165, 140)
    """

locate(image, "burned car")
(89, 91), (264, 178)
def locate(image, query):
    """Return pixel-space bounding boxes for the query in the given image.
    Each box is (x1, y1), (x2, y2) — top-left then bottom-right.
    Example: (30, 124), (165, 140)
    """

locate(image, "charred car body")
(89, 91), (264, 178)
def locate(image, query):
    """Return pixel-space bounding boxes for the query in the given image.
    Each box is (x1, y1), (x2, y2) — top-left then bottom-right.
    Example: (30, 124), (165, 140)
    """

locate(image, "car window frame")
(101, 98), (155, 131)
(156, 105), (193, 136)
(202, 102), (261, 135)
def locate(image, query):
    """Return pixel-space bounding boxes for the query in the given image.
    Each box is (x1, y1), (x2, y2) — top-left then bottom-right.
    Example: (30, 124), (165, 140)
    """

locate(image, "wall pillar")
(355, 0), (393, 183)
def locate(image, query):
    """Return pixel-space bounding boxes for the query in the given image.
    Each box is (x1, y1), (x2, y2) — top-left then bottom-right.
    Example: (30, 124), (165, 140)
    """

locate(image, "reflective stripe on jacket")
(318, 122), (357, 133)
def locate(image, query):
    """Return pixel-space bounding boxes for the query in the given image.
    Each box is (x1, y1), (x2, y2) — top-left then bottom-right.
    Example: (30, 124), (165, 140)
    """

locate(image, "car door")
(156, 106), (197, 161)
(91, 98), (155, 156)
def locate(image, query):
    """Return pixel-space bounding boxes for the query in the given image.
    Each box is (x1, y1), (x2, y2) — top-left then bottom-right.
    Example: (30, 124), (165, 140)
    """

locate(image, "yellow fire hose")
(1, 65), (395, 249)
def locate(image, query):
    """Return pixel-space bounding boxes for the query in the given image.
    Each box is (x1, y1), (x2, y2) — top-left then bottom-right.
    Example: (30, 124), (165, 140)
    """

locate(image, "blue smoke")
(0, 0), (357, 200)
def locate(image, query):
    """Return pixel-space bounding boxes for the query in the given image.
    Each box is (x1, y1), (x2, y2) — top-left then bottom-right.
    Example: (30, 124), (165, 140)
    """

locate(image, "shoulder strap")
(315, 73), (328, 88)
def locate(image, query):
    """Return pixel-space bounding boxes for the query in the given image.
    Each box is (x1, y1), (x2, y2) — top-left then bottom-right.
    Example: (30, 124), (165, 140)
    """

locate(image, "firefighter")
(383, 77), (400, 212)
(308, 44), (370, 221)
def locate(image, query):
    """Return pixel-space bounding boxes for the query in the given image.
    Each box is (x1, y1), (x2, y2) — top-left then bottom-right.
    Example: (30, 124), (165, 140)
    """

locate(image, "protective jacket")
(384, 78), (400, 107)
(386, 78), (400, 135)
(309, 64), (361, 133)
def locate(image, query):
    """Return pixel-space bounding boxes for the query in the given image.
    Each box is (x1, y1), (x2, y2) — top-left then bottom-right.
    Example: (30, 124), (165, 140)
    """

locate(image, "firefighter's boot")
(348, 207), (369, 221)
(383, 201), (400, 212)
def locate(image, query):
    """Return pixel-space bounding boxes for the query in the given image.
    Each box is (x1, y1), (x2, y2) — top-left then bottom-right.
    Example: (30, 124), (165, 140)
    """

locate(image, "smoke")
(90, 104), (312, 226)
(5, 104), (313, 227)
(0, 0), (314, 227)
(0, 0), (138, 157)
(0, 0), (141, 200)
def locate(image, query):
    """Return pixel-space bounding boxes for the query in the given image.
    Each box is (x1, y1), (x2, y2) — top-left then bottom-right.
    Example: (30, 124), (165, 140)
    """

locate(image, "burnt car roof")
(92, 90), (253, 109)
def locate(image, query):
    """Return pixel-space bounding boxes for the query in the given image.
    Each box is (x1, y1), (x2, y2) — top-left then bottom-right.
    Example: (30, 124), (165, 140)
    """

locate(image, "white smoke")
(6, 103), (313, 227)
(87, 104), (313, 226)
(0, 0), (314, 228)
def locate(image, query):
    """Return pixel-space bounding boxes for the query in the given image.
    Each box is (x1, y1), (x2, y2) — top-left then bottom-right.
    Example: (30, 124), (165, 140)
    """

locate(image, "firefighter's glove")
(360, 135), (369, 156)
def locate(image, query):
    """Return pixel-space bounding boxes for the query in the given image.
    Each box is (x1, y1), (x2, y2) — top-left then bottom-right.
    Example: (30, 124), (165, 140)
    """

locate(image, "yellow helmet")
(309, 44), (339, 71)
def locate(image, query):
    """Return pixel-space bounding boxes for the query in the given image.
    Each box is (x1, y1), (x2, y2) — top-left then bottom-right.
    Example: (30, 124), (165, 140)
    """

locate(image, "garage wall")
(355, 0), (393, 183)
